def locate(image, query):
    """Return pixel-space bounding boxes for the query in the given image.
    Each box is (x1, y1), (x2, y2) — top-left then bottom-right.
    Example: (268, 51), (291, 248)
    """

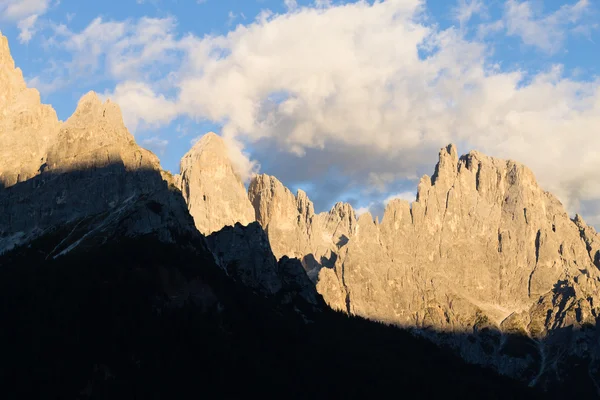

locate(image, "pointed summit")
(0, 34), (15, 68)
(191, 131), (222, 148)
(179, 132), (255, 235)
(184, 132), (231, 170)
(0, 34), (60, 187)
(77, 90), (102, 106)
(45, 91), (159, 173)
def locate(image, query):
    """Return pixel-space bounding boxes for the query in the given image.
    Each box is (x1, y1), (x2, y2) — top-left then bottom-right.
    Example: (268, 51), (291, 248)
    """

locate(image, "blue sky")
(1, 0), (599, 223)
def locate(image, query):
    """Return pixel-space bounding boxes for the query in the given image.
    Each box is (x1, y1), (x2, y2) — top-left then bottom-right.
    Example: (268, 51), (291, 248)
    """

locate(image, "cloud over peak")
(22, 0), (600, 224)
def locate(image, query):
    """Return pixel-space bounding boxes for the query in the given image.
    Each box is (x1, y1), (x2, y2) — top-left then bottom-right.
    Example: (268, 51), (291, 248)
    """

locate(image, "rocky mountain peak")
(315, 143), (600, 385)
(68, 91), (129, 133)
(248, 173), (296, 227)
(179, 132), (255, 235)
(0, 34), (60, 187)
(45, 91), (159, 173)
(0, 36), (193, 252)
(0, 33), (26, 103)
(430, 143), (459, 187)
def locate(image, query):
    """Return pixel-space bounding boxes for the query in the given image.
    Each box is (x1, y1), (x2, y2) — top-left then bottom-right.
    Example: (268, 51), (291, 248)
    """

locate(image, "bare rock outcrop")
(248, 174), (356, 279)
(0, 39), (194, 253)
(320, 145), (600, 331)
(0, 34), (60, 187)
(206, 221), (321, 306)
(314, 144), (600, 387)
(178, 132), (255, 235)
(45, 91), (161, 173)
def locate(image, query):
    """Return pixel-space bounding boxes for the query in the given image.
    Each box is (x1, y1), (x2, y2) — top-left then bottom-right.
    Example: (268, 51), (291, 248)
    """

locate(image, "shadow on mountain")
(0, 233), (542, 400)
(0, 167), (589, 399)
(0, 162), (194, 255)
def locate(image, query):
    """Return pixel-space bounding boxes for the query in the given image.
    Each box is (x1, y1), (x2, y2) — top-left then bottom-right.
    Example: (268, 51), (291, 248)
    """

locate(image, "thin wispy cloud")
(0, 0), (51, 43)
(503, 0), (592, 54)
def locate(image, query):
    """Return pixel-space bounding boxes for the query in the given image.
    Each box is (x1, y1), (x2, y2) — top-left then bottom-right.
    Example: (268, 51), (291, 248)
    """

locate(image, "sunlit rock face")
(178, 132), (255, 235)
(45, 91), (162, 174)
(315, 144), (600, 385)
(185, 131), (599, 354)
(0, 34), (60, 188)
(248, 173), (356, 280)
(234, 140), (599, 386)
(322, 145), (600, 331)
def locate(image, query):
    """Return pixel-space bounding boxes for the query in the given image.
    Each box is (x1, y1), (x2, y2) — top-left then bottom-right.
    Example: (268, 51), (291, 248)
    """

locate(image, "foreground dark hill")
(0, 217), (540, 399)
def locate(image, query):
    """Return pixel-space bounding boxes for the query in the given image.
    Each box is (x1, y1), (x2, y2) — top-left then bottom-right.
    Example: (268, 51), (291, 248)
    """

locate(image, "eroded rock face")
(206, 222), (321, 306)
(248, 174), (356, 279)
(45, 92), (161, 173)
(179, 132), (255, 235)
(316, 144), (600, 388)
(0, 37), (194, 253)
(320, 145), (600, 330)
(0, 34), (60, 187)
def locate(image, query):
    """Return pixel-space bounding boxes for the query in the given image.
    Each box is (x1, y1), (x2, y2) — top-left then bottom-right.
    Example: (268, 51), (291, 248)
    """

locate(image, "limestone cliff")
(248, 174), (356, 279)
(178, 132), (255, 235)
(320, 145), (600, 331)
(206, 221), (321, 306)
(0, 34), (60, 187)
(315, 145), (600, 386)
(0, 36), (194, 253)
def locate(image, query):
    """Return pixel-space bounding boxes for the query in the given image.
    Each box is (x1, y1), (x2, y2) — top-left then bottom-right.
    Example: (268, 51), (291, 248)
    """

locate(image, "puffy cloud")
(27, 0), (600, 225)
(102, 81), (180, 133)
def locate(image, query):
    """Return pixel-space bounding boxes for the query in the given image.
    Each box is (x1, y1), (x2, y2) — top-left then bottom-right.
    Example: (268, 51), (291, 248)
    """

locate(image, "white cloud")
(35, 16), (181, 89)
(27, 0), (600, 224)
(452, 0), (484, 28)
(355, 205), (372, 217)
(354, 190), (416, 219)
(189, 133), (259, 181)
(384, 191), (416, 205)
(284, 0), (298, 11)
(103, 81), (179, 133)
(141, 137), (169, 155)
(0, 0), (51, 43)
(314, 0), (332, 8)
(504, 0), (591, 54)
(17, 14), (38, 43)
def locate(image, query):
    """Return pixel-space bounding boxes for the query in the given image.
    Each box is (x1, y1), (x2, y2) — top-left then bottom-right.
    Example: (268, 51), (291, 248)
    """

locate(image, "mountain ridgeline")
(178, 132), (600, 393)
(0, 33), (597, 398)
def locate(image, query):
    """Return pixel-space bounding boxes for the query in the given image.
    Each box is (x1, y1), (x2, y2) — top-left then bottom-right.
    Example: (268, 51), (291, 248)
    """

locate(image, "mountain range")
(0, 32), (598, 398)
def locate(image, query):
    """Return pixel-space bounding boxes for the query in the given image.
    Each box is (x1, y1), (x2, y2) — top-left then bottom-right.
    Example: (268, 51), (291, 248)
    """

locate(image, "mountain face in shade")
(207, 221), (322, 307)
(177, 132), (255, 236)
(0, 86), (194, 254)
